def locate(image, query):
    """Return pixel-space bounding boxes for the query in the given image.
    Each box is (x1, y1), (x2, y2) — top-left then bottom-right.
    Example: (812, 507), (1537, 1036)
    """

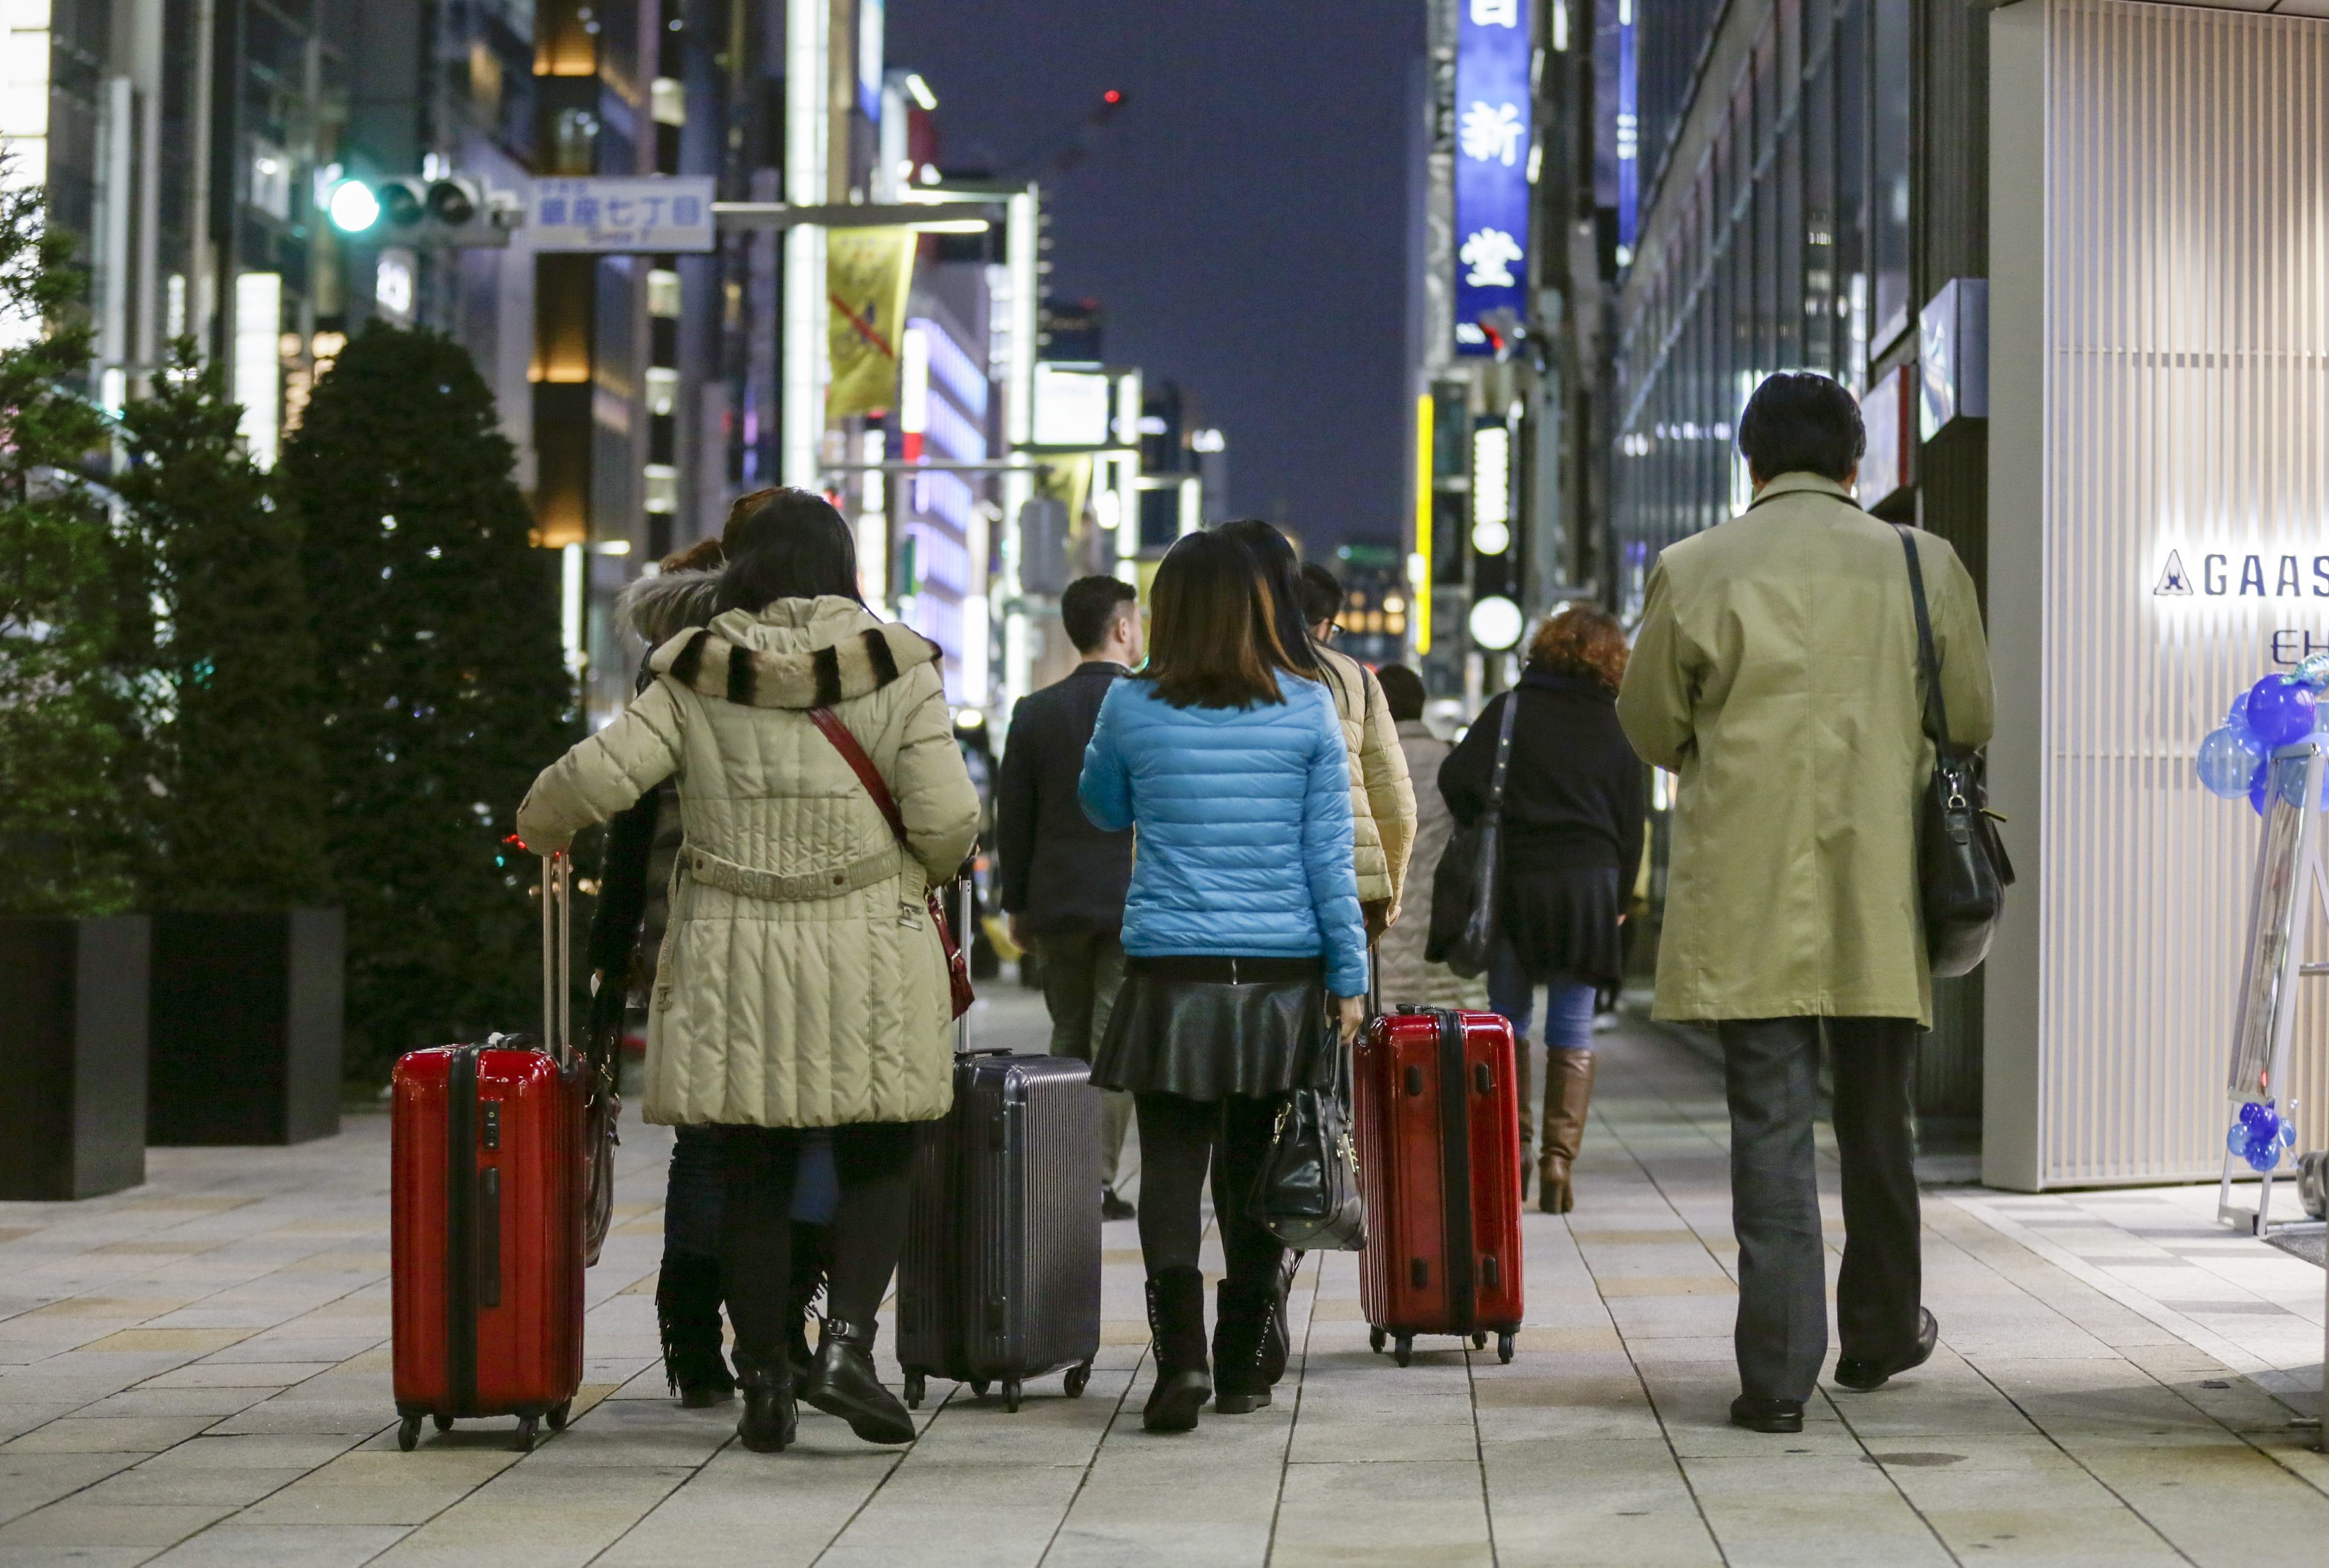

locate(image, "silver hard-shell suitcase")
(896, 1043), (1103, 1412)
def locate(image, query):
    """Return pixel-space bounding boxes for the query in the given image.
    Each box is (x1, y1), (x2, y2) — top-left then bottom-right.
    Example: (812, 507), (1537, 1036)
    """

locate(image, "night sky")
(886, 1), (1423, 554)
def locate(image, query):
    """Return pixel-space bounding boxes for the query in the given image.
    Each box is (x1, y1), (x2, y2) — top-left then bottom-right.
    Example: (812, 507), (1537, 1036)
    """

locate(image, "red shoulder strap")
(807, 707), (908, 845)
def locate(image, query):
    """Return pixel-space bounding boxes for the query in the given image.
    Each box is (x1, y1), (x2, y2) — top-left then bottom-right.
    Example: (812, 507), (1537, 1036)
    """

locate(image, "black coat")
(996, 661), (1135, 938)
(1439, 669), (1648, 986)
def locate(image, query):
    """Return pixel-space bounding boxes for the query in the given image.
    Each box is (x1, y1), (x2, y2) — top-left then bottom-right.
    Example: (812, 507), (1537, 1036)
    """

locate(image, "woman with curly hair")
(1439, 605), (1646, 1213)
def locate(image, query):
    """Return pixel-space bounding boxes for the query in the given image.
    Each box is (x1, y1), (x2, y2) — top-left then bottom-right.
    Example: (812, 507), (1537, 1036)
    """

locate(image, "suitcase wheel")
(1369, 1327), (1386, 1354)
(547, 1400), (571, 1433)
(1003, 1378), (1023, 1413)
(904, 1372), (926, 1410)
(433, 1414), (454, 1433)
(969, 1378), (991, 1399)
(1497, 1333), (1515, 1364)
(1471, 1331), (1487, 1351)
(513, 1415), (538, 1453)
(1064, 1362), (1091, 1399)
(396, 1414), (421, 1452)
(1394, 1335), (1414, 1368)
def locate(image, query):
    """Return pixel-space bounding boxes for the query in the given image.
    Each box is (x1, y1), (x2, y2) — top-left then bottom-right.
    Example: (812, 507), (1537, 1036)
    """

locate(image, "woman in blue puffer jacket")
(1079, 529), (1369, 1436)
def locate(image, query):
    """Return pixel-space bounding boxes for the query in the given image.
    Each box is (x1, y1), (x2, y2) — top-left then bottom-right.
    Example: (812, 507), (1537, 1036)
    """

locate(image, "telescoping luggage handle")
(541, 848), (572, 1067)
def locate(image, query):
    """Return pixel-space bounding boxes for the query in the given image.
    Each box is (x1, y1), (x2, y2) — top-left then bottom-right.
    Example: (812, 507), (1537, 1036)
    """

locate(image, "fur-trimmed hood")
(617, 568), (722, 646)
(647, 595), (942, 710)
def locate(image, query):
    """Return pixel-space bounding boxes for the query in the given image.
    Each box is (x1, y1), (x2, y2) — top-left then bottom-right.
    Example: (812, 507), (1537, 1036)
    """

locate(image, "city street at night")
(10, 0), (2329, 1563)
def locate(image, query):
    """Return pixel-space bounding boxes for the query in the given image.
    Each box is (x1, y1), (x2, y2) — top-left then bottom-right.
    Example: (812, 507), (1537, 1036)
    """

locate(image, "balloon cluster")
(2195, 656), (2329, 812)
(2227, 1100), (2299, 1172)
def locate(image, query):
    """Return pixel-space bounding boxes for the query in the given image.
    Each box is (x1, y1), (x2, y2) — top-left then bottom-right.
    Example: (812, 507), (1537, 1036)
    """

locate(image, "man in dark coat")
(997, 574), (1141, 1217)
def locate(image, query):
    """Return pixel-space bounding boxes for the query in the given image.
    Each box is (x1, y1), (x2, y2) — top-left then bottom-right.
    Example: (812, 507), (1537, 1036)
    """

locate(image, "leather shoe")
(1101, 1189), (1136, 1222)
(799, 1319), (916, 1445)
(1834, 1308), (1939, 1392)
(732, 1353), (795, 1453)
(1729, 1395), (1804, 1433)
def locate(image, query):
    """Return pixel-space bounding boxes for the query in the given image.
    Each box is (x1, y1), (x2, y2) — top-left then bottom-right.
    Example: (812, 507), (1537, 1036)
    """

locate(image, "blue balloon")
(2240, 1100), (2274, 1131)
(2229, 1123), (2252, 1155)
(2228, 692), (2264, 753)
(2247, 675), (2317, 749)
(2246, 1139), (2282, 1172)
(2251, 761), (2273, 815)
(2199, 729), (2261, 797)
(2281, 1120), (2299, 1149)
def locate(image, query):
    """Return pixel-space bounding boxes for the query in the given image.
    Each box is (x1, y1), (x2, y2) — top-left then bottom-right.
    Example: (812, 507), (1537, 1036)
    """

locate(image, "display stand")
(2218, 733), (2329, 1237)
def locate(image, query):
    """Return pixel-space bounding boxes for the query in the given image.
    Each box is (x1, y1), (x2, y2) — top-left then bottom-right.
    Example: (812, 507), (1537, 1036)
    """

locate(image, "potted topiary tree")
(121, 341), (342, 1146)
(0, 171), (150, 1198)
(281, 321), (574, 1085)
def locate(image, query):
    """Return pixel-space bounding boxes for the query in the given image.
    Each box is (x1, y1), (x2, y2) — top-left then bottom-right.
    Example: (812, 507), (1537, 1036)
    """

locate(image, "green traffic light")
(328, 179), (382, 233)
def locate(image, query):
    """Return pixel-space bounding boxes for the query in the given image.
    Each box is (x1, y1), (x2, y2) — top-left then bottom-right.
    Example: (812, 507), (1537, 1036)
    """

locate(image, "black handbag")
(1246, 1024), (1366, 1251)
(1425, 688), (1519, 978)
(1896, 525), (2015, 978)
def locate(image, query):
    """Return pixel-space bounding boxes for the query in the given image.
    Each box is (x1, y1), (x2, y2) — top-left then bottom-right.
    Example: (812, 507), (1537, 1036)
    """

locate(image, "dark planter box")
(0, 916), (151, 1200)
(148, 910), (344, 1146)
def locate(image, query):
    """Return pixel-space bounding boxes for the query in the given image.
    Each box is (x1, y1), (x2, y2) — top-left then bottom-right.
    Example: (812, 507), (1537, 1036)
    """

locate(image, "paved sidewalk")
(2, 994), (2324, 1567)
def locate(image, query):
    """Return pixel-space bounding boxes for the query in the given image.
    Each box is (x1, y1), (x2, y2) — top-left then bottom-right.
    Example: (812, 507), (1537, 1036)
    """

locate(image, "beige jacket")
(515, 596), (981, 1127)
(1616, 474), (1995, 1026)
(1373, 719), (1489, 1010)
(1317, 645), (1418, 912)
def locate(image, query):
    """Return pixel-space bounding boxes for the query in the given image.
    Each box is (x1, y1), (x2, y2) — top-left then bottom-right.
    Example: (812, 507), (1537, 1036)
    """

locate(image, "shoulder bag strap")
(1484, 687), (1520, 825)
(1893, 524), (1951, 751)
(807, 707), (909, 847)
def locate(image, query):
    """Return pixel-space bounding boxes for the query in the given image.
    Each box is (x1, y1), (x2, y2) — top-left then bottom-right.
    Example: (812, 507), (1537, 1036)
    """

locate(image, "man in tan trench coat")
(1617, 373), (1994, 1435)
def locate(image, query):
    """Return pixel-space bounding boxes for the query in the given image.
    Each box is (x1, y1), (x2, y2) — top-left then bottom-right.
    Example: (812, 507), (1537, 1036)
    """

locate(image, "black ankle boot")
(1212, 1277), (1277, 1414)
(799, 1318), (916, 1445)
(733, 1351), (795, 1452)
(656, 1254), (735, 1408)
(1143, 1266), (1211, 1434)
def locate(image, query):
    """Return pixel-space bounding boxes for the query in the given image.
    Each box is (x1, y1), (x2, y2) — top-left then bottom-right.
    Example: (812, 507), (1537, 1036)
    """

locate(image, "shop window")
(1870, 0), (1912, 353)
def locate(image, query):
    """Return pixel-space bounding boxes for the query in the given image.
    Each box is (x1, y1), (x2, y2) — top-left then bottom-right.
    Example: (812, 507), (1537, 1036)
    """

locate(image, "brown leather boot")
(1538, 1049), (1596, 1214)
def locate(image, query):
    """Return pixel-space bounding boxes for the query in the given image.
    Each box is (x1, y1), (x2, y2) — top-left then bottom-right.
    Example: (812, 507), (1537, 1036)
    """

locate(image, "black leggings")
(1134, 1092), (1288, 1284)
(717, 1122), (917, 1365)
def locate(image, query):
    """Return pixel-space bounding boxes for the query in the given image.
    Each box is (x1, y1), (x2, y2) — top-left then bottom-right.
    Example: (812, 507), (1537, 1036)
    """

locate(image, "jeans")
(1035, 931), (1135, 1192)
(1486, 944), (1597, 1052)
(1717, 1016), (1922, 1402)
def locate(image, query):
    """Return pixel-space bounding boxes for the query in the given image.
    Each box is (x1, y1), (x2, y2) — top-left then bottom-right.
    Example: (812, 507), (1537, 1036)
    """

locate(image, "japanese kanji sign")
(531, 177), (716, 252)
(1453, 0), (1531, 356)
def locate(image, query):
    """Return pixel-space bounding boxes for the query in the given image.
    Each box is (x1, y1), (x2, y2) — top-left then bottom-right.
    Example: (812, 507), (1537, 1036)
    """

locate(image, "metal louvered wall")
(1988, 0), (2329, 1187)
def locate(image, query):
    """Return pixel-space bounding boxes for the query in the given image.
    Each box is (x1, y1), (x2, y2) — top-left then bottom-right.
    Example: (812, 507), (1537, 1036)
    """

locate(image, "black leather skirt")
(1092, 954), (1325, 1101)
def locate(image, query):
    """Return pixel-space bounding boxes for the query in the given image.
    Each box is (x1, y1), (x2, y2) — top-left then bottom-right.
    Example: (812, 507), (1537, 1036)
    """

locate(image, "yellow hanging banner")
(827, 227), (918, 421)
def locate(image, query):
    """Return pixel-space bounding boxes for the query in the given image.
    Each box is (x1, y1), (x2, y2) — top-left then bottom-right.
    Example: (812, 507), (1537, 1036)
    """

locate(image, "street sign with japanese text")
(1453, 0), (1532, 356)
(529, 177), (716, 252)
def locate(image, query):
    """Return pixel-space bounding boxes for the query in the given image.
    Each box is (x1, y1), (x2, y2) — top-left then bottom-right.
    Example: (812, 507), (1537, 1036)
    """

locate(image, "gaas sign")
(2156, 548), (2329, 665)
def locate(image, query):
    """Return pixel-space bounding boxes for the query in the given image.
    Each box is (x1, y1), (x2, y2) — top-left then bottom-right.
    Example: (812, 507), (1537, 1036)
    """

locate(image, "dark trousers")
(1034, 931), (1134, 1192)
(664, 1123), (727, 1260)
(1717, 1017), (1921, 1403)
(716, 1122), (917, 1367)
(1133, 1091), (1287, 1286)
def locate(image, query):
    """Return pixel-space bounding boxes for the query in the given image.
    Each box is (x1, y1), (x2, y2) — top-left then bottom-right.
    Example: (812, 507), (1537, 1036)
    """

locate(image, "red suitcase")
(391, 852), (586, 1451)
(1354, 1005), (1525, 1365)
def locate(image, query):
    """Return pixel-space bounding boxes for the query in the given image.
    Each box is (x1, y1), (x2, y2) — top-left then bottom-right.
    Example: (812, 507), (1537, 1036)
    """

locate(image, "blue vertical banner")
(1454, 0), (1534, 356)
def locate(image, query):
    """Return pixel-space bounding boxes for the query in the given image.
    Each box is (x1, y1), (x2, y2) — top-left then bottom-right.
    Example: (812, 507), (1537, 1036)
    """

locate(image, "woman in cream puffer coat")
(516, 490), (978, 1456)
